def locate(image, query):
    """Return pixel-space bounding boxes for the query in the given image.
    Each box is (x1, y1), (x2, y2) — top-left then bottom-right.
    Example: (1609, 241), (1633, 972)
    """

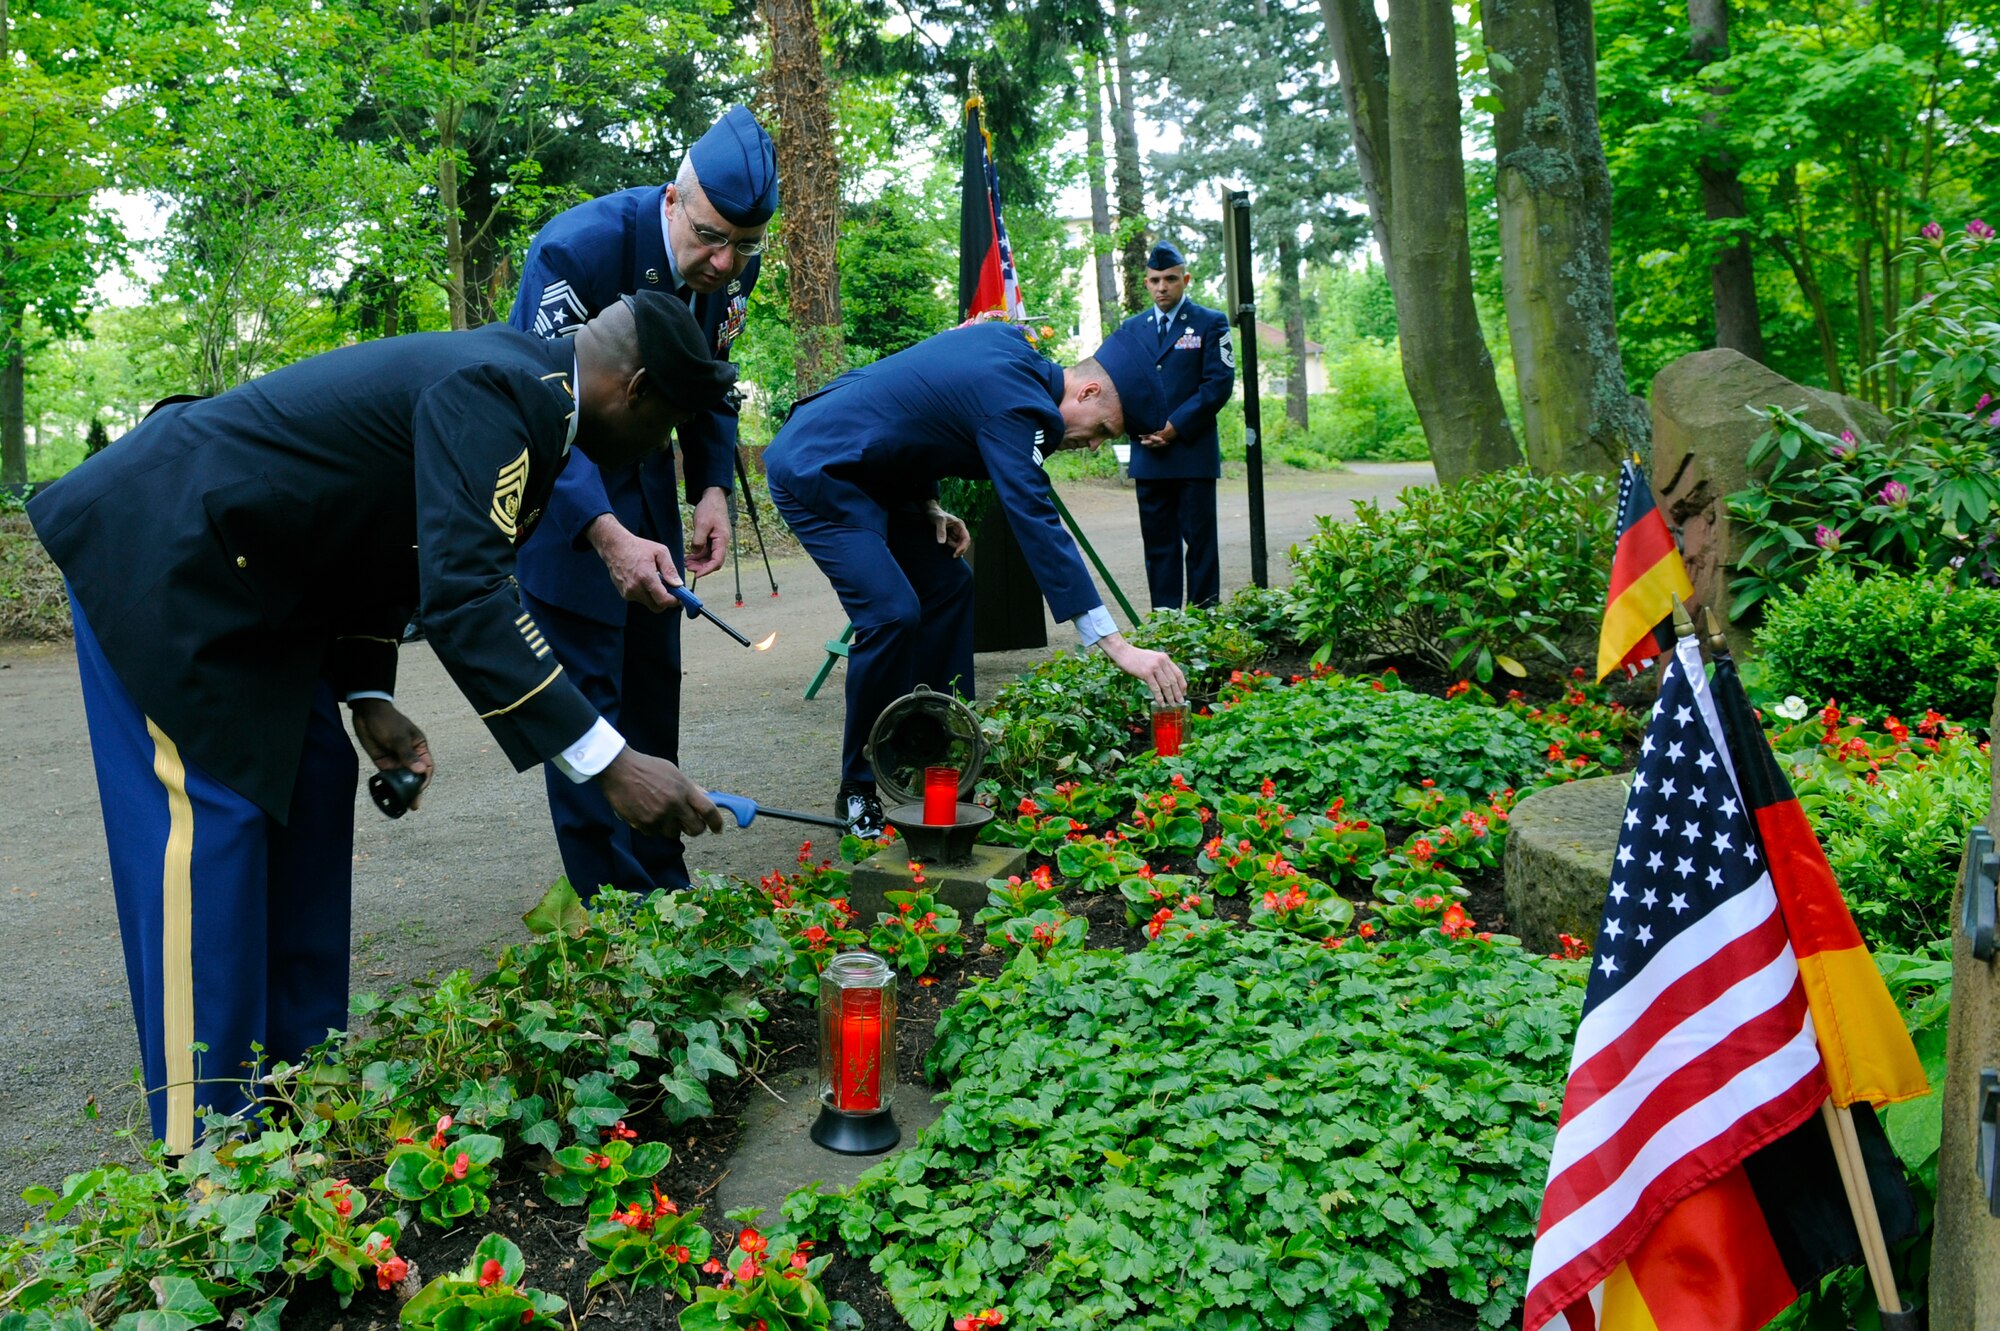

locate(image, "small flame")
(752, 631), (778, 652)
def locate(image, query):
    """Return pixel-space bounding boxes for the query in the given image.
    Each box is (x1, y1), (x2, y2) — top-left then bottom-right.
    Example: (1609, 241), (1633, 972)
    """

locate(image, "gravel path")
(0, 462), (1431, 1229)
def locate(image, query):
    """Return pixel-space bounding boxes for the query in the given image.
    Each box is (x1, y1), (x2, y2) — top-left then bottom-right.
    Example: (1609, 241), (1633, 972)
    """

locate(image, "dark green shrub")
(1752, 565), (2000, 723)
(1288, 467), (1613, 681)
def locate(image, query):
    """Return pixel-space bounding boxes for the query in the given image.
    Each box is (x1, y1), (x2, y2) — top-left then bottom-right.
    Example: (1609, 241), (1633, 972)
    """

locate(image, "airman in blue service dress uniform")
(763, 321), (1190, 835)
(509, 105), (774, 900)
(1117, 241), (1237, 610)
(28, 293), (732, 1154)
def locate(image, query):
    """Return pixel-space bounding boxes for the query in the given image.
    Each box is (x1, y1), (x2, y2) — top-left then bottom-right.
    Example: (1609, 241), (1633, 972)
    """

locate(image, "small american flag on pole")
(1524, 632), (1828, 1329)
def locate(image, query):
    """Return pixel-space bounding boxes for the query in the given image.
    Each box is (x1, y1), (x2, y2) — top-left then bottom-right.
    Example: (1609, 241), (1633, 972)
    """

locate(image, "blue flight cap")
(688, 106), (778, 227)
(1146, 241), (1186, 271)
(1091, 326), (1167, 438)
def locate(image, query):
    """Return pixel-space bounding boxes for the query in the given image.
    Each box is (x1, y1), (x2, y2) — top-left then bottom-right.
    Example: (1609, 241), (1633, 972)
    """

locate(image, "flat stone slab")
(711, 1066), (944, 1236)
(848, 841), (1026, 921)
(1503, 775), (1632, 954)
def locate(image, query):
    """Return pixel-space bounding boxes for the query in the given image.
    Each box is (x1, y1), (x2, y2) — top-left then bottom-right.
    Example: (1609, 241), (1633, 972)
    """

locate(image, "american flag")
(982, 149), (1025, 321)
(1524, 634), (1829, 1329)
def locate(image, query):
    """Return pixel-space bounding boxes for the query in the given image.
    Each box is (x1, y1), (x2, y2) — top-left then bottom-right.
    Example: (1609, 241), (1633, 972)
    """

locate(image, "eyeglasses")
(686, 217), (765, 257)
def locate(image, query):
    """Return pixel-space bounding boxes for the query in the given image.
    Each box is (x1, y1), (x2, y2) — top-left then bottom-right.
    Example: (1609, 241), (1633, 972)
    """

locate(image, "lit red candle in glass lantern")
(832, 985), (883, 1110)
(812, 950), (900, 1153)
(922, 765), (960, 826)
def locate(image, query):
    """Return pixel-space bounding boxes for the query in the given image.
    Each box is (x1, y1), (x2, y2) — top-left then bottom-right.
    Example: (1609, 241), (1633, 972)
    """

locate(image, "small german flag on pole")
(1597, 458), (1695, 682)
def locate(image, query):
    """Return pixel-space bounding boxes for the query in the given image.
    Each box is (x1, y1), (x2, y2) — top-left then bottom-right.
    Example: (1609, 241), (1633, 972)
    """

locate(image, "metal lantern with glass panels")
(810, 950), (901, 1154)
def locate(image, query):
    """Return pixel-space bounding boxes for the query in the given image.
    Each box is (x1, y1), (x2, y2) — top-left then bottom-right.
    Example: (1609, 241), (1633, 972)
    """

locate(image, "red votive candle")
(923, 765), (960, 825)
(1151, 702), (1185, 757)
(833, 986), (884, 1111)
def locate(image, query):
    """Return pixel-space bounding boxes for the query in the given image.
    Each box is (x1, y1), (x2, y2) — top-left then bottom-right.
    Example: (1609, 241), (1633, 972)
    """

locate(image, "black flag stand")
(1222, 188), (1268, 589)
(733, 444), (779, 603)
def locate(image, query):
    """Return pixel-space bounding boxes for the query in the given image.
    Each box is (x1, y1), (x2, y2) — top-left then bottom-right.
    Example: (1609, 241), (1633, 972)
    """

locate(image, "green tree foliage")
(839, 194), (955, 365)
(343, 0), (751, 328)
(1597, 0), (2000, 398)
(127, 0), (374, 392)
(1135, 0), (1365, 421)
(0, 0), (126, 484)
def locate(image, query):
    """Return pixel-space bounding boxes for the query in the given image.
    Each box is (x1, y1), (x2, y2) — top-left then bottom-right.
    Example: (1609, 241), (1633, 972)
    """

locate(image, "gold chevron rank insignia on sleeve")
(490, 448), (531, 539)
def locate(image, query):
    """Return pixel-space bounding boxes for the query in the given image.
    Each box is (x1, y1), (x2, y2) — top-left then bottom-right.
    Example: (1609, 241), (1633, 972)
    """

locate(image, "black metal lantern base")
(811, 1104), (900, 1155)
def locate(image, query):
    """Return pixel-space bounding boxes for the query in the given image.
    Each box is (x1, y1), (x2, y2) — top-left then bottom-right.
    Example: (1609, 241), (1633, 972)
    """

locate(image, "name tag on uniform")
(1173, 331), (1202, 351)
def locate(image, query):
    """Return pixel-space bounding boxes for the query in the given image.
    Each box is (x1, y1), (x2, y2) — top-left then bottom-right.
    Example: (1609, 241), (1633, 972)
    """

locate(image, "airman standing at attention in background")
(1118, 241), (1237, 611)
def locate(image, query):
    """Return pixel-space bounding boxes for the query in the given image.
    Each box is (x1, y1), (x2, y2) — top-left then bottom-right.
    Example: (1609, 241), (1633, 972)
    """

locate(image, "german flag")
(1551, 1110), (1916, 1331)
(1596, 459), (1694, 682)
(1709, 652), (1930, 1109)
(957, 96), (1021, 323)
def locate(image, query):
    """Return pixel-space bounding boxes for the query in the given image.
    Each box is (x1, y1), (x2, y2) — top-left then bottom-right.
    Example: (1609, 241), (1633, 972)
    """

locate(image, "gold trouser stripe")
(146, 718), (198, 1155)
(479, 664), (564, 719)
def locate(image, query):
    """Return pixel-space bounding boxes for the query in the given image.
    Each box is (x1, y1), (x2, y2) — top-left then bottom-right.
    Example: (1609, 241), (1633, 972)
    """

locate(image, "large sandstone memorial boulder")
(1650, 349), (1887, 638)
(1503, 775), (1632, 955)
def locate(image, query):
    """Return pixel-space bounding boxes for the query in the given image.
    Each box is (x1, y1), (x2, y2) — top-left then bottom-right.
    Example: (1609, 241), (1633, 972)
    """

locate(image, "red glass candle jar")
(1151, 701), (1186, 757)
(922, 765), (960, 825)
(812, 951), (900, 1154)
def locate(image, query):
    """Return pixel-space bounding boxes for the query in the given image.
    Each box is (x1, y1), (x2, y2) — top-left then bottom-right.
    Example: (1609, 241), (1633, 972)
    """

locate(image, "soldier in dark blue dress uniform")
(1117, 242), (1237, 609)
(29, 294), (733, 1154)
(763, 321), (1190, 835)
(508, 106), (775, 899)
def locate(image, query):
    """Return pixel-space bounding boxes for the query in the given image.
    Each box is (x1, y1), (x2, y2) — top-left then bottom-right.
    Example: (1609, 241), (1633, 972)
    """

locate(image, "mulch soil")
(282, 659), (1648, 1330)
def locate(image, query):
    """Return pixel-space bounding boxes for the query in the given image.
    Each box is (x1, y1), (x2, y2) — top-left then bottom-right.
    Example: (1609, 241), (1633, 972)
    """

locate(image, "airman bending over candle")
(763, 321), (1190, 838)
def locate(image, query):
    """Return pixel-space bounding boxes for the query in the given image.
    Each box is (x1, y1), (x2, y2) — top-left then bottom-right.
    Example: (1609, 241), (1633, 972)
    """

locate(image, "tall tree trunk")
(1279, 232), (1308, 428)
(764, 0), (844, 394)
(1484, 0), (1644, 474)
(1385, 0), (1519, 482)
(438, 109), (468, 330)
(1, 321), (23, 487)
(0, 0), (22, 488)
(1084, 53), (1120, 325)
(462, 163), (501, 328)
(1855, 235), (1877, 403)
(1764, 241), (1845, 393)
(1109, 0), (1149, 315)
(1882, 223), (1901, 404)
(1320, 0), (1394, 280)
(1688, 0), (1764, 362)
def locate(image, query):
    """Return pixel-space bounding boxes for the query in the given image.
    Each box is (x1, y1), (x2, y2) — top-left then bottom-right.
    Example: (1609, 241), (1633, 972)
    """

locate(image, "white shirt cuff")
(344, 691), (395, 705)
(1073, 605), (1118, 648)
(551, 717), (627, 783)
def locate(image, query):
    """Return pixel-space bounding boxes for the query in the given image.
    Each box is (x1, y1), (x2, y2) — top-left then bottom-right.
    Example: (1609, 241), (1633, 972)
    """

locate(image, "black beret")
(1092, 325), (1168, 438)
(1146, 241), (1186, 271)
(622, 291), (739, 410)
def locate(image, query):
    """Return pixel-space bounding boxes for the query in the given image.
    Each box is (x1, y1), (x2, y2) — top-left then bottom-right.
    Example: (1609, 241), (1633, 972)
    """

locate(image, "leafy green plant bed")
(790, 909), (1586, 1331)
(4, 594), (1961, 1331)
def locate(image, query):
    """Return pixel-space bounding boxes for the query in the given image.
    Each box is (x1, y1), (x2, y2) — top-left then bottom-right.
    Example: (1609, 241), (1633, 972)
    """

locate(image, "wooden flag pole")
(1820, 1099), (1911, 1320)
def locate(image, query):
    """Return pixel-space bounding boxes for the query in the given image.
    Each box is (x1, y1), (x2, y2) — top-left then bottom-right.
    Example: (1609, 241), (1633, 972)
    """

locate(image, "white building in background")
(1254, 321), (1328, 395)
